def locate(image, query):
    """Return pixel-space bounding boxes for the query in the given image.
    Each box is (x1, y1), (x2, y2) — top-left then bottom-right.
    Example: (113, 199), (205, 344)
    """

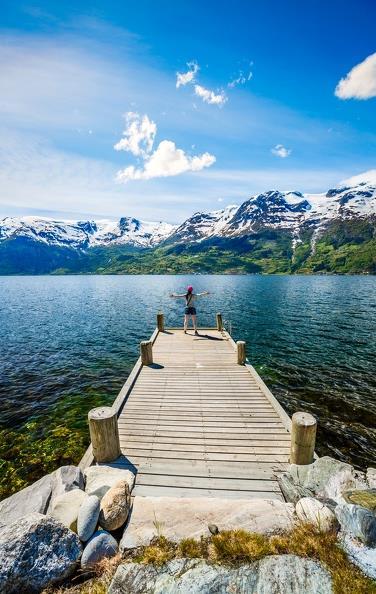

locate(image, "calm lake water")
(0, 275), (375, 469)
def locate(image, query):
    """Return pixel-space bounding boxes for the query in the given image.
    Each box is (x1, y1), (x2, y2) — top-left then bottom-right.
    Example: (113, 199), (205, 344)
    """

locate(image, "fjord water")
(1, 274), (375, 469)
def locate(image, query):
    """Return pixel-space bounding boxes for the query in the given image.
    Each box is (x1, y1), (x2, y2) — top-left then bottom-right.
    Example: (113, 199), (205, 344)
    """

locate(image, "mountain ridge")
(1, 181), (375, 274)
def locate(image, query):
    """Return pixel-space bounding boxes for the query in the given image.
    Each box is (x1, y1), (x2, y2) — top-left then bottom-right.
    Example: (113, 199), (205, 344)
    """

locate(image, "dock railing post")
(157, 312), (165, 332)
(237, 340), (246, 365)
(216, 313), (223, 331)
(290, 411), (317, 465)
(88, 406), (121, 463)
(140, 340), (153, 365)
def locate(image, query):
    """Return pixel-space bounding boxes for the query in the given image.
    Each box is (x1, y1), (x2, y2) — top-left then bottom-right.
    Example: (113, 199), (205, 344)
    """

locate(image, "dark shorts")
(185, 307), (196, 315)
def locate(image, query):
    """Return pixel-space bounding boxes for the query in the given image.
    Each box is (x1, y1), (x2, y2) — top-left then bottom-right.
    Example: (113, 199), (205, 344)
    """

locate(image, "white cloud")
(176, 61), (199, 88)
(335, 53), (376, 100)
(114, 112), (156, 157)
(341, 169), (376, 186)
(194, 84), (227, 106)
(117, 140), (215, 182)
(271, 144), (291, 158)
(228, 70), (253, 88)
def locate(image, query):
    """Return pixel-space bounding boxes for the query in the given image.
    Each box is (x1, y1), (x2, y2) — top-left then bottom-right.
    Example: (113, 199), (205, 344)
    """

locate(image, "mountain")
(0, 182), (375, 274)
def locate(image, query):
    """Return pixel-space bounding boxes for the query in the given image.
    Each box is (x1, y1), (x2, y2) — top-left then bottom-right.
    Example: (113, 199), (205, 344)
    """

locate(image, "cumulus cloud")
(194, 84), (228, 106)
(115, 113), (216, 182)
(228, 70), (253, 88)
(114, 112), (156, 157)
(341, 169), (376, 186)
(271, 144), (291, 158)
(335, 53), (376, 100)
(176, 61), (199, 88)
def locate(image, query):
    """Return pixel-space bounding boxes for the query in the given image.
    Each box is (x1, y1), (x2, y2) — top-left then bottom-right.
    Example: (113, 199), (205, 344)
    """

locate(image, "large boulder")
(0, 474), (52, 530)
(48, 465), (84, 511)
(99, 479), (131, 531)
(0, 512), (82, 593)
(109, 556), (332, 594)
(84, 466), (135, 499)
(81, 530), (118, 569)
(367, 468), (376, 489)
(120, 496), (295, 550)
(77, 495), (101, 542)
(295, 498), (338, 532)
(335, 503), (376, 547)
(49, 489), (88, 533)
(278, 457), (367, 504)
(339, 532), (376, 580)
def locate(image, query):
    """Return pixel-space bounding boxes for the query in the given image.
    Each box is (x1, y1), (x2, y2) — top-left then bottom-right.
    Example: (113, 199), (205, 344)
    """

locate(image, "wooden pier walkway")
(81, 322), (295, 501)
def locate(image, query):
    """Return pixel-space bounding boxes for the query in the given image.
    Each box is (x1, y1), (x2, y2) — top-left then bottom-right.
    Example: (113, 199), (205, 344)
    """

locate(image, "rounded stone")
(99, 479), (131, 531)
(81, 530), (118, 569)
(295, 497), (338, 532)
(49, 488), (88, 533)
(77, 494), (100, 542)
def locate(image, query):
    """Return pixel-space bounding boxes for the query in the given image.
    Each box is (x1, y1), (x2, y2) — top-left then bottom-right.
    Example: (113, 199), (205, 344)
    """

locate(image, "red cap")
(187, 286), (193, 292)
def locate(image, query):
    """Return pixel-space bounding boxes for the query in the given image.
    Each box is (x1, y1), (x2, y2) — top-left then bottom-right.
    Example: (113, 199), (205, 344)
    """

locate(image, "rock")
(120, 496), (295, 550)
(84, 466), (135, 499)
(49, 488), (88, 532)
(335, 503), (376, 546)
(295, 497), (338, 532)
(49, 465), (84, 511)
(339, 532), (376, 580)
(367, 468), (376, 489)
(81, 530), (118, 569)
(208, 524), (219, 535)
(0, 473), (52, 530)
(99, 479), (131, 531)
(343, 489), (376, 512)
(109, 555), (333, 594)
(278, 457), (367, 504)
(77, 495), (100, 542)
(0, 512), (81, 593)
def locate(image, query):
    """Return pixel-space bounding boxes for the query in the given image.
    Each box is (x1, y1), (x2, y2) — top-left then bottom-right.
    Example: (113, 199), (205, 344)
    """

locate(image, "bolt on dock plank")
(80, 319), (305, 501)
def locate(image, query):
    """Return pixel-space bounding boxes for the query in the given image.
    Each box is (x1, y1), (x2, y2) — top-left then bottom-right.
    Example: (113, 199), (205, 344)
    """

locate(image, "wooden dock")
(81, 319), (301, 501)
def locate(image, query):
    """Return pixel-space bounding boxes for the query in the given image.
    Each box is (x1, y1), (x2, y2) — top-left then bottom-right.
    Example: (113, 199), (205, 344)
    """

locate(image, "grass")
(48, 524), (376, 593)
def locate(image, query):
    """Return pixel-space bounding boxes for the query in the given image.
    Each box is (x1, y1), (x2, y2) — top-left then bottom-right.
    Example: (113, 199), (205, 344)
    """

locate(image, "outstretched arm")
(196, 291), (210, 296)
(170, 293), (186, 298)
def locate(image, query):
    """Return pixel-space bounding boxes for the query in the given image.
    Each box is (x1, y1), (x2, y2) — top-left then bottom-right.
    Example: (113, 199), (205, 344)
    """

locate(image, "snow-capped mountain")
(0, 182), (375, 257)
(0, 216), (176, 249)
(167, 182), (376, 244)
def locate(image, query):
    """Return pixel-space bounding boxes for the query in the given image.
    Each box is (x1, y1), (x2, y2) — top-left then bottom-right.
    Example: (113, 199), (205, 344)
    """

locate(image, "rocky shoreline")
(0, 456), (375, 593)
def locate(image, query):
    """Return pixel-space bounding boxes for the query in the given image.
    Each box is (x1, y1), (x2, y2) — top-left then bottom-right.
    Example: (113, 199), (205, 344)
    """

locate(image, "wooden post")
(216, 313), (223, 331)
(157, 312), (164, 332)
(237, 340), (246, 365)
(88, 406), (121, 463)
(290, 411), (317, 465)
(140, 340), (153, 365)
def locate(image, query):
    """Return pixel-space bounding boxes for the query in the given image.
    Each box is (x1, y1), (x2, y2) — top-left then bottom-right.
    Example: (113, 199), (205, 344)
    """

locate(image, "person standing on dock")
(170, 286), (210, 335)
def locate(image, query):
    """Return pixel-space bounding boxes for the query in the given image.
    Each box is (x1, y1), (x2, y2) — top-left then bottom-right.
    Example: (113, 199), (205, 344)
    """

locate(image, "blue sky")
(1, 0), (375, 222)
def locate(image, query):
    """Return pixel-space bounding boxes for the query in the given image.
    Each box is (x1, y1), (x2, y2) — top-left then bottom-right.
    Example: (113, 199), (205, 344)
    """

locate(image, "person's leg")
(192, 315), (198, 333)
(184, 314), (188, 332)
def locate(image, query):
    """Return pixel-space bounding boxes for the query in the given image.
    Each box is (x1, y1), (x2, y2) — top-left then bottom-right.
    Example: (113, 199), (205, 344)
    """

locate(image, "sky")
(1, 0), (375, 223)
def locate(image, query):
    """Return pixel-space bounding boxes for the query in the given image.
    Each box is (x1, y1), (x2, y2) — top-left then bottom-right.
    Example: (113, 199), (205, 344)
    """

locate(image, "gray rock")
(339, 532), (376, 580)
(343, 488), (376, 512)
(49, 465), (84, 511)
(81, 530), (118, 569)
(109, 555), (333, 594)
(99, 479), (131, 531)
(84, 466), (135, 499)
(366, 468), (376, 489)
(0, 473), (52, 530)
(77, 495), (100, 542)
(295, 497), (338, 532)
(120, 496), (295, 550)
(278, 457), (367, 504)
(335, 503), (376, 546)
(0, 512), (82, 593)
(49, 488), (88, 532)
